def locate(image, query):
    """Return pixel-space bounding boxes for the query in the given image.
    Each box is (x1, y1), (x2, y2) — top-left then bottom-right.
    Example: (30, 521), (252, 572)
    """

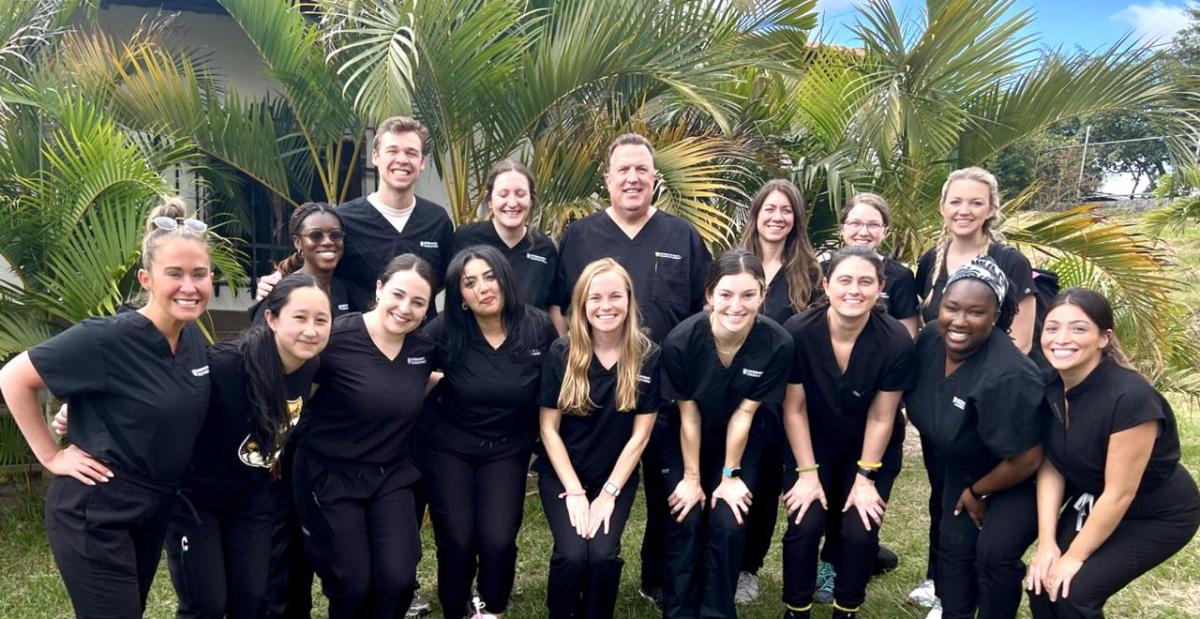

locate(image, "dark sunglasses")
(152, 216), (208, 233)
(301, 228), (345, 243)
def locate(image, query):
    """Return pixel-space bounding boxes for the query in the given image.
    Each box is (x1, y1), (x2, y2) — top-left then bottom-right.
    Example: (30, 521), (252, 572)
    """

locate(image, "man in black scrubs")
(550, 133), (711, 605)
(258, 116), (454, 314)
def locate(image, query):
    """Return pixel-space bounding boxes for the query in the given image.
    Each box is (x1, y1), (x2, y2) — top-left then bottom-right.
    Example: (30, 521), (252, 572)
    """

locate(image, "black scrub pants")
(165, 490), (274, 619)
(920, 429), (945, 582)
(663, 437), (762, 619)
(782, 427), (903, 611)
(936, 470), (1038, 619)
(263, 442), (314, 619)
(639, 409), (672, 594)
(741, 406), (783, 576)
(418, 423), (529, 618)
(293, 449), (421, 619)
(1028, 469), (1200, 619)
(44, 472), (176, 619)
(538, 473), (639, 619)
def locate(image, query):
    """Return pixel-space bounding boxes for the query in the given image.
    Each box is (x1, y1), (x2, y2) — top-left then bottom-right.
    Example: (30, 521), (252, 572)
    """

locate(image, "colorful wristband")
(794, 464), (819, 473)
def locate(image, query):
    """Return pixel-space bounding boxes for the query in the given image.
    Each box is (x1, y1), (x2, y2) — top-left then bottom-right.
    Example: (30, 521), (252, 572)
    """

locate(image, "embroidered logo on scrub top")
(407, 356), (427, 365)
(191, 365), (210, 377)
(742, 368), (764, 378)
(528, 349), (543, 357)
(525, 253), (548, 264)
(337, 303), (350, 311)
(852, 390), (862, 397)
(419, 241), (439, 248)
(952, 396), (966, 410)
(654, 251), (682, 260)
(637, 374), (652, 384)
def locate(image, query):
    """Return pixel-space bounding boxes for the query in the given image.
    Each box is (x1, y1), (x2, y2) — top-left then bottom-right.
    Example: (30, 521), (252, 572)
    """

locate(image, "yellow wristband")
(856, 460), (883, 469)
(794, 464), (819, 473)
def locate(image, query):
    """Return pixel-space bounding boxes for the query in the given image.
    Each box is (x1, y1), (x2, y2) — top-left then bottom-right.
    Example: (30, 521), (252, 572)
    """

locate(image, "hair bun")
(145, 196), (190, 233)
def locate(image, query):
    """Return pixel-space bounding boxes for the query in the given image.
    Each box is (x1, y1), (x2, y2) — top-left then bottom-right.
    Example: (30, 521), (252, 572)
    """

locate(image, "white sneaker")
(924, 606), (942, 619)
(734, 571), (760, 604)
(907, 579), (939, 609)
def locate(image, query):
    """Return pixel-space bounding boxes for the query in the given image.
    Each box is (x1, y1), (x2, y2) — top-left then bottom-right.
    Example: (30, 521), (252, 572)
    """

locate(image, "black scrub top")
(661, 312), (793, 439)
(784, 307), (915, 445)
(297, 312), (435, 468)
(453, 221), (559, 309)
(334, 196), (455, 312)
(421, 307), (559, 440)
(533, 337), (663, 487)
(28, 312), (210, 485)
(762, 265), (822, 326)
(906, 325), (1044, 479)
(1043, 356), (1188, 516)
(186, 342), (319, 501)
(249, 275), (351, 324)
(915, 242), (1034, 324)
(554, 210), (710, 343)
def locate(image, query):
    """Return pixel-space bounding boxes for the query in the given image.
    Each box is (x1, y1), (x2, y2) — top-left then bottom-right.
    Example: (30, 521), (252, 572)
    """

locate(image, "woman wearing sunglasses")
(254, 202), (351, 322)
(0, 199), (214, 618)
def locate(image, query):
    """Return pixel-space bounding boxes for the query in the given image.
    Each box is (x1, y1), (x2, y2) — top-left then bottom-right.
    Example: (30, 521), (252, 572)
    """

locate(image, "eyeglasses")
(843, 220), (885, 233)
(301, 229), (345, 243)
(152, 216), (208, 233)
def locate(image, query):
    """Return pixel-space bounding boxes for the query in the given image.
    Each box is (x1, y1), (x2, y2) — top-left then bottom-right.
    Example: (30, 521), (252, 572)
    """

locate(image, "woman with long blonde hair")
(536, 258), (662, 618)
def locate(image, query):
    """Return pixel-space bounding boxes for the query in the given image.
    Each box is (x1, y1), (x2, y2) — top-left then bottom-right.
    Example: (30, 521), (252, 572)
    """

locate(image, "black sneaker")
(872, 544), (899, 575)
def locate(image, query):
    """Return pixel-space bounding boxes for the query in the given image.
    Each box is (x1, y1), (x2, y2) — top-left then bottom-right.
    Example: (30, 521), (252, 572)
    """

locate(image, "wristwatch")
(603, 481), (621, 497)
(721, 466), (742, 479)
(856, 466), (878, 481)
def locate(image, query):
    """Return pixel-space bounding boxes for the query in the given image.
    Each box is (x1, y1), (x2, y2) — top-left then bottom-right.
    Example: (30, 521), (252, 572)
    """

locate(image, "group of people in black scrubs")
(0, 118), (1196, 619)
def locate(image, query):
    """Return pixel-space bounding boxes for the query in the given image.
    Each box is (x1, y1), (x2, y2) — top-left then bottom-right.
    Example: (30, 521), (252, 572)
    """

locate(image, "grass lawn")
(1, 219), (1197, 618)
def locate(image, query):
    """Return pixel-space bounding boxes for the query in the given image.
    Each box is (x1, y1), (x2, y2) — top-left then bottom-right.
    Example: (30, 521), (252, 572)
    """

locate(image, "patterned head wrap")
(944, 257), (1008, 306)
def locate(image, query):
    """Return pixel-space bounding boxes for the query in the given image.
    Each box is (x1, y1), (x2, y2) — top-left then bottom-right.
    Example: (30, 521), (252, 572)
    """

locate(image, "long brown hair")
(739, 179), (819, 312)
(923, 167), (1003, 310)
(1046, 287), (1137, 372)
(558, 259), (652, 415)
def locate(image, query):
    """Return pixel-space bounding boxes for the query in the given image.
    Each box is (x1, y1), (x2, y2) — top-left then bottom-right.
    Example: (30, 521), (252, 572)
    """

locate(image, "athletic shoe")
(907, 579), (939, 609)
(406, 595), (432, 617)
(734, 571), (760, 604)
(872, 545), (899, 574)
(814, 561), (836, 604)
(924, 600), (943, 619)
(638, 586), (664, 609)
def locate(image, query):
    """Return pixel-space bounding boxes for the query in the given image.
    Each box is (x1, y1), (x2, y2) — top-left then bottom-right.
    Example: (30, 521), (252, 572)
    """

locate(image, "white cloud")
(1111, 1), (1195, 43)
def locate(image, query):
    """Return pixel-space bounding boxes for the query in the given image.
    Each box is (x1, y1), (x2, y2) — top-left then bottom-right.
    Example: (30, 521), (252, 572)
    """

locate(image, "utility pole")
(1077, 124), (1092, 201)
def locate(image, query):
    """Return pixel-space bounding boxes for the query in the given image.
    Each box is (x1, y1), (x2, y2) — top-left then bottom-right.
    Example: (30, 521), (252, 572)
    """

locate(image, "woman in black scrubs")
(661, 249), (793, 618)
(536, 257), (662, 618)
(0, 199), (213, 619)
(906, 257), (1044, 619)
(418, 244), (557, 618)
(735, 179), (821, 603)
(836, 193), (919, 337)
(292, 254), (437, 619)
(165, 274), (331, 619)
(1026, 288), (1200, 618)
(779, 246), (915, 619)
(910, 167), (1037, 612)
(453, 160), (558, 309)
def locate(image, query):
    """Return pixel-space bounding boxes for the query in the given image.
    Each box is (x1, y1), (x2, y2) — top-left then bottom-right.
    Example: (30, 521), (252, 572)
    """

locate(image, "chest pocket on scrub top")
(650, 251), (689, 307)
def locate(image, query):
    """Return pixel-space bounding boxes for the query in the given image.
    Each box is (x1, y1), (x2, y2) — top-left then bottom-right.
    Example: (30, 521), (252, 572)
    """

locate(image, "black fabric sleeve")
(995, 244), (1035, 300)
(1109, 378), (1167, 434)
(688, 231), (711, 314)
(914, 249), (936, 301)
(887, 267), (920, 320)
(418, 315), (448, 370)
(636, 345), (664, 414)
(538, 338), (568, 409)
(27, 318), (111, 398)
(879, 331), (916, 392)
(659, 330), (694, 402)
(976, 369), (1045, 458)
(551, 226), (575, 310)
(748, 335), (792, 405)
(784, 317), (811, 385)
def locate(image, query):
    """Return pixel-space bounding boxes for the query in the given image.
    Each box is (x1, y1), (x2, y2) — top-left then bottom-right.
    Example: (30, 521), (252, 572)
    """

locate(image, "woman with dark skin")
(254, 202), (351, 320)
(418, 244), (557, 618)
(906, 257), (1045, 619)
(1026, 289), (1200, 618)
